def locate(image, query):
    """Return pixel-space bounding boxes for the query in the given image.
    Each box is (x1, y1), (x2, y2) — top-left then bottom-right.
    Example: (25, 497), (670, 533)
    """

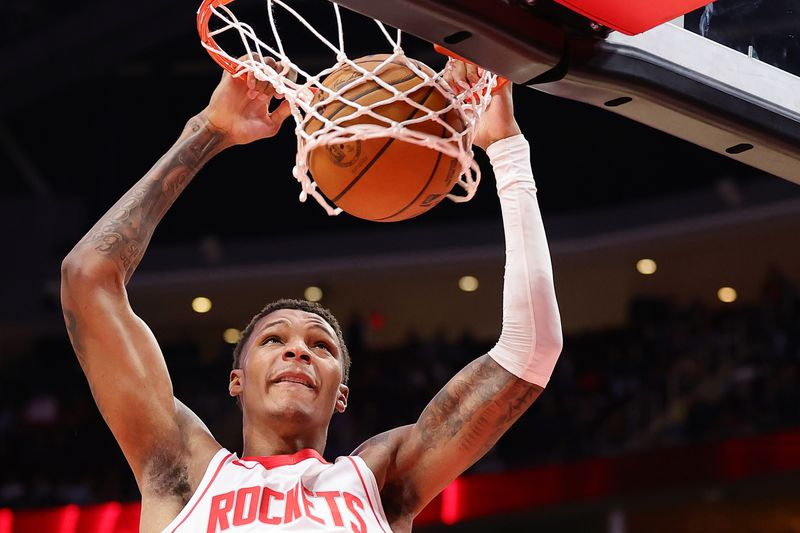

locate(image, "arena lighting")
(718, 287), (738, 303)
(440, 478), (464, 525)
(191, 296), (212, 313)
(0, 508), (12, 533)
(636, 258), (657, 275)
(458, 275), (479, 292)
(304, 286), (323, 302)
(223, 328), (241, 344)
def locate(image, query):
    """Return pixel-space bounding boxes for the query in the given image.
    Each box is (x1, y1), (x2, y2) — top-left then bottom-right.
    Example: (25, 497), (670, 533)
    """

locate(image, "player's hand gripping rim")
(202, 55), (295, 147)
(444, 59), (521, 151)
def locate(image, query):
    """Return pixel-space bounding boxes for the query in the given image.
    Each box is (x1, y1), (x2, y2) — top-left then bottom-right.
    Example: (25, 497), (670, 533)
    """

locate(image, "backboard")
(328, 0), (800, 186)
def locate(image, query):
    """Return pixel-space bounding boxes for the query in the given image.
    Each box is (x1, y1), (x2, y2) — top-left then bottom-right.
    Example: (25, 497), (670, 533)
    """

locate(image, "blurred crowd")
(1, 268), (798, 508)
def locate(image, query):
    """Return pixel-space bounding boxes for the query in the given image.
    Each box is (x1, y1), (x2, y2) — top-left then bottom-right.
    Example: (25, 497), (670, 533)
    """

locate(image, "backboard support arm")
(330, 0), (800, 185)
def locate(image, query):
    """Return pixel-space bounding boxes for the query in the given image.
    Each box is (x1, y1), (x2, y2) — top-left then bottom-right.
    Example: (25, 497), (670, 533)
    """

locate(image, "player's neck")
(241, 419), (328, 458)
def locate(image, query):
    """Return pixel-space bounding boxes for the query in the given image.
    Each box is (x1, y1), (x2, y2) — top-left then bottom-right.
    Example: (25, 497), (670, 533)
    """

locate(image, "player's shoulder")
(351, 424), (414, 487)
(352, 426), (420, 527)
(352, 425), (413, 457)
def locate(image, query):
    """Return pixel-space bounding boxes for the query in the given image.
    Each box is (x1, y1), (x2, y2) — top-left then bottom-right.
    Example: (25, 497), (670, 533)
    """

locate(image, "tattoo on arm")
(418, 355), (542, 459)
(78, 117), (223, 283)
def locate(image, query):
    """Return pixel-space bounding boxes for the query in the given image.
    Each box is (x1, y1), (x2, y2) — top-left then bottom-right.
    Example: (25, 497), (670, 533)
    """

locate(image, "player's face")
(231, 309), (348, 428)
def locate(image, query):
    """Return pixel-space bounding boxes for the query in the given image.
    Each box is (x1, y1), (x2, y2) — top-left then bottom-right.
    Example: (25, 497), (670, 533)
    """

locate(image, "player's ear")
(229, 369), (244, 398)
(335, 384), (349, 413)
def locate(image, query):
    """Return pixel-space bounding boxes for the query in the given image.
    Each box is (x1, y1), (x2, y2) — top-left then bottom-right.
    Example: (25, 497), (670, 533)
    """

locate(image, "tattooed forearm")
(76, 116), (223, 283)
(418, 355), (542, 458)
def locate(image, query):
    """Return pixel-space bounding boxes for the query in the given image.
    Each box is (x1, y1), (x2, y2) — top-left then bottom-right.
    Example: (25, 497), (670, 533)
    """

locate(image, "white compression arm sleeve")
(486, 134), (563, 388)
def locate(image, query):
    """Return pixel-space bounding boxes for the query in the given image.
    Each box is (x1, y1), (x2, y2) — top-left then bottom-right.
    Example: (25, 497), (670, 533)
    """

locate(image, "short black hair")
(232, 299), (350, 384)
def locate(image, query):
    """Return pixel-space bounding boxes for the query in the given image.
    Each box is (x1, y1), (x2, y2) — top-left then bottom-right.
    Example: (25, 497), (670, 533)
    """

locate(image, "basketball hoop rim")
(198, 0), (241, 74)
(197, 0), (509, 89)
(433, 44), (509, 92)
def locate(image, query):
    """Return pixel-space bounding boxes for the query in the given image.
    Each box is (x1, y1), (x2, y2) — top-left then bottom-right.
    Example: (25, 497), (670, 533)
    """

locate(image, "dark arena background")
(2, 0), (800, 531)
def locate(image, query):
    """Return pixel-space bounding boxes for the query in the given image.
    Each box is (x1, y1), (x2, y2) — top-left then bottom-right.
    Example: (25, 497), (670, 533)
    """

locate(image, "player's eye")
(262, 336), (282, 345)
(313, 342), (332, 353)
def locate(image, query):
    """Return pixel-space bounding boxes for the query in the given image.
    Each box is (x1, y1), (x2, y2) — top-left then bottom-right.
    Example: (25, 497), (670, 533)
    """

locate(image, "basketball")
(304, 54), (464, 222)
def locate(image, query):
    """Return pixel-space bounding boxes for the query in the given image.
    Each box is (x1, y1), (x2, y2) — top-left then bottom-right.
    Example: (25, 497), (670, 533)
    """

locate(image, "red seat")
(552, 0), (716, 35)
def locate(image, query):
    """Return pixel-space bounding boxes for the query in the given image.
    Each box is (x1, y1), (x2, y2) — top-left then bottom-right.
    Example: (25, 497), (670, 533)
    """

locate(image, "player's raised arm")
(59, 66), (290, 497)
(357, 70), (563, 523)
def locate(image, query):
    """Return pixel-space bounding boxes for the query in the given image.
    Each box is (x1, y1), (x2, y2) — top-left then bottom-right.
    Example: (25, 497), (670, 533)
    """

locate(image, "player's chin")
(264, 391), (319, 421)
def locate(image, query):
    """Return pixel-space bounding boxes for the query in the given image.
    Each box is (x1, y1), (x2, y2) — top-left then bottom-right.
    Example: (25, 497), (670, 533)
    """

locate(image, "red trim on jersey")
(346, 457), (388, 533)
(169, 452), (233, 533)
(240, 448), (329, 470)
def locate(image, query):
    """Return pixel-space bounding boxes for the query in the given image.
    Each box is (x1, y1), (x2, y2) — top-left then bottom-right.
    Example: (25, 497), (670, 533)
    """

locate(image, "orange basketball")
(305, 54), (464, 222)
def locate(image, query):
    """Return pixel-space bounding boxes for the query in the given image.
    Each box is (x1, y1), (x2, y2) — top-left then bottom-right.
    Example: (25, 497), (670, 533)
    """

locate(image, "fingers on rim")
(276, 62), (299, 83)
(265, 99), (292, 124)
(448, 60), (468, 92)
(466, 63), (480, 84)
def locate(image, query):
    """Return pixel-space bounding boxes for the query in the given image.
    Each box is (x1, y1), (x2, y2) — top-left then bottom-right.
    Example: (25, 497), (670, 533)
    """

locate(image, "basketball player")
(60, 59), (562, 532)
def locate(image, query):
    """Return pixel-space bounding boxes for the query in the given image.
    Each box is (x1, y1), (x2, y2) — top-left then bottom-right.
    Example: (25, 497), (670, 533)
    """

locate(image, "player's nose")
(282, 340), (312, 363)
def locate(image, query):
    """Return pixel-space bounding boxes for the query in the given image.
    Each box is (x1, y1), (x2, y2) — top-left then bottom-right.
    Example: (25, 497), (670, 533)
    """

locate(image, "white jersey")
(163, 448), (393, 533)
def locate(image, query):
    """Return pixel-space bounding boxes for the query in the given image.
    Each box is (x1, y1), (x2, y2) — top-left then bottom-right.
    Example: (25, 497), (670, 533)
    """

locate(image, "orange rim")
(197, 1), (508, 93)
(197, 0), (241, 74)
(433, 44), (509, 92)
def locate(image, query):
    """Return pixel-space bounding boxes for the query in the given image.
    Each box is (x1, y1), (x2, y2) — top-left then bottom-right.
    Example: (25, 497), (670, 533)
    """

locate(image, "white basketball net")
(199, 0), (498, 215)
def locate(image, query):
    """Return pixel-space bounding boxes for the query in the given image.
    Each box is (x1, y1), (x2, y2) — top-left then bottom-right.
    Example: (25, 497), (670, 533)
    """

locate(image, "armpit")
(143, 450), (192, 505)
